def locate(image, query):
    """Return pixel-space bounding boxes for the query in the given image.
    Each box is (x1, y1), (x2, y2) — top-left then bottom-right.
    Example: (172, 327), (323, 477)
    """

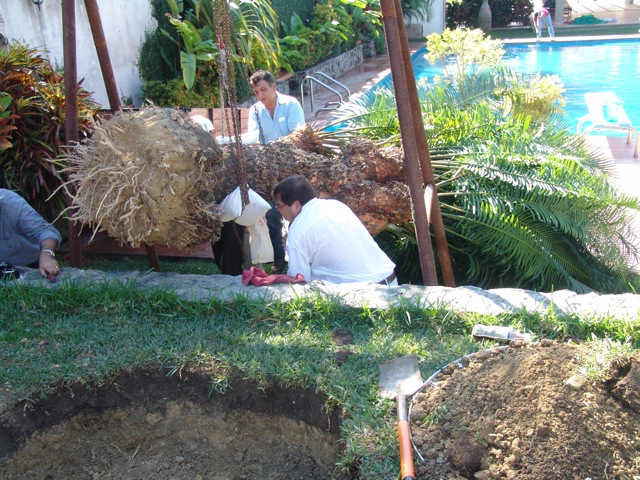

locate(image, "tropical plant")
(336, 0), (383, 52)
(138, 0), (182, 82)
(425, 28), (505, 84)
(322, 30), (640, 293)
(164, 0), (285, 90)
(401, 0), (435, 22)
(0, 43), (99, 222)
(279, 14), (321, 72)
(142, 78), (218, 108)
(0, 93), (17, 151)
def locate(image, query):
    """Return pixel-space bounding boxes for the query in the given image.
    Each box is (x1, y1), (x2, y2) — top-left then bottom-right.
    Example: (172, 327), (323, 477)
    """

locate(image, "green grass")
(1, 267), (639, 477)
(82, 255), (224, 275)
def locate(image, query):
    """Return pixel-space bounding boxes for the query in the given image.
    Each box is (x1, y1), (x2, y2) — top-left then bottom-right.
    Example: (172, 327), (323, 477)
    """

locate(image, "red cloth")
(241, 266), (306, 286)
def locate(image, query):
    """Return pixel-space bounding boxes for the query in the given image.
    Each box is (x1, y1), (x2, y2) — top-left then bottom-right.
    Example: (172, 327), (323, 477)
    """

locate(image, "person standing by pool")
(533, 0), (555, 40)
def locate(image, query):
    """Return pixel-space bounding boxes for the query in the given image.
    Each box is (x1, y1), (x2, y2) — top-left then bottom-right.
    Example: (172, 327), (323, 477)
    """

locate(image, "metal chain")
(216, 0), (249, 205)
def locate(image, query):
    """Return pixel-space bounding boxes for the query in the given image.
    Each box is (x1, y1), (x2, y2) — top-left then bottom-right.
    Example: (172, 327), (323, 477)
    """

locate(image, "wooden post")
(62, 0), (82, 269)
(391, 0), (456, 287)
(380, 0), (438, 285)
(84, 0), (121, 113)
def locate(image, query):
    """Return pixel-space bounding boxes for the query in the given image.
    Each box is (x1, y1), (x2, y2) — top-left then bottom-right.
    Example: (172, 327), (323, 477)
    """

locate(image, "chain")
(216, 0), (249, 206)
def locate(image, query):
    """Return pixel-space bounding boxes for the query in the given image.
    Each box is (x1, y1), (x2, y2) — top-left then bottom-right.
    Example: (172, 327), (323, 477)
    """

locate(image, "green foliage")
(279, 1), (367, 72)
(0, 92), (17, 151)
(165, 0), (285, 89)
(336, 0), (384, 53)
(334, 5), (359, 53)
(0, 42), (98, 222)
(142, 77), (218, 108)
(446, 0), (532, 28)
(140, 0), (282, 103)
(425, 28), (505, 84)
(324, 30), (640, 293)
(279, 14), (322, 71)
(137, 0), (181, 82)
(272, 0), (315, 31)
(401, 0), (435, 22)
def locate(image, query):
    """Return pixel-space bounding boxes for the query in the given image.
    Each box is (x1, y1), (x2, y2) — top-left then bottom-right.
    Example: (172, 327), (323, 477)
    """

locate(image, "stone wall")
(279, 39), (376, 97)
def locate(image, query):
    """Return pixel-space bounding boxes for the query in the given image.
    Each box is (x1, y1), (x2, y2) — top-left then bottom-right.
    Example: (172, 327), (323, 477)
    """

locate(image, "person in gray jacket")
(0, 189), (62, 281)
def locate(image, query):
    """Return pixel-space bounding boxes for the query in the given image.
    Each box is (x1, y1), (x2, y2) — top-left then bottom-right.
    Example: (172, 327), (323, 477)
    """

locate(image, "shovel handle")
(397, 395), (415, 480)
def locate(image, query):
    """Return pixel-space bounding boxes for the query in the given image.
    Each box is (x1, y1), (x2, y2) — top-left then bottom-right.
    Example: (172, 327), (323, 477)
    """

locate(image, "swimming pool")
(379, 39), (640, 133)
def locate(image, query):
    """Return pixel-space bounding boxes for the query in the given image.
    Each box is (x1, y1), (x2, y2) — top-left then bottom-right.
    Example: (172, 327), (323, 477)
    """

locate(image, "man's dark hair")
(249, 70), (276, 86)
(272, 175), (317, 207)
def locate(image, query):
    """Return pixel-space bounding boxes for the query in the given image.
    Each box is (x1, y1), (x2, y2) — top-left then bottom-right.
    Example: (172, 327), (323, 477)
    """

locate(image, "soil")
(0, 370), (349, 480)
(410, 340), (640, 479)
(1, 341), (639, 479)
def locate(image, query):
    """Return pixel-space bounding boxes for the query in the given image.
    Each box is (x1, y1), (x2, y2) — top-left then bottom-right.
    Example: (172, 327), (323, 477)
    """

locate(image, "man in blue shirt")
(217, 70), (305, 146)
(0, 189), (62, 281)
(215, 70), (305, 274)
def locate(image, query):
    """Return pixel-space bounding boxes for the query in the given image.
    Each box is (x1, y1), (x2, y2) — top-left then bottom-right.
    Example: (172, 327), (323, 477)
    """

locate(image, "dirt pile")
(410, 341), (640, 479)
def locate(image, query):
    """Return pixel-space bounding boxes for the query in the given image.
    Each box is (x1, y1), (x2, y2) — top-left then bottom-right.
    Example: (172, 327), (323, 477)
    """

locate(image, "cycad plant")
(324, 32), (640, 293)
(164, 0), (284, 90)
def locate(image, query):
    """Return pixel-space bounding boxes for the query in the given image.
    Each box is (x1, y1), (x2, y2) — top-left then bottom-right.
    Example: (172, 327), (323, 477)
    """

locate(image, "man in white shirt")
(272, 175), (397, 285)
(216, 70), (305, 275)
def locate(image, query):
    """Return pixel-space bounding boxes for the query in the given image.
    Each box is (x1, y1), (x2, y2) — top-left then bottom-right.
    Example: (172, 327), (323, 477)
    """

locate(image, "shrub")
(142, 78), (218, 108)
(446, 0), (532, 28)
(137, 0), (181, 82)
(272, 0), (315, 33)
(0, 43), (98, 221)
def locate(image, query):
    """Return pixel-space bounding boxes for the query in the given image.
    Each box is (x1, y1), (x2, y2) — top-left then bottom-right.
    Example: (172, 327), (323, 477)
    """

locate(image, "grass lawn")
(2, 257), (639, 476)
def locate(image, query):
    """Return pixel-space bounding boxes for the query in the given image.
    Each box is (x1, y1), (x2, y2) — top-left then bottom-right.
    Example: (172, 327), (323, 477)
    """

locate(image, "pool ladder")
(300, 72), (351, 117)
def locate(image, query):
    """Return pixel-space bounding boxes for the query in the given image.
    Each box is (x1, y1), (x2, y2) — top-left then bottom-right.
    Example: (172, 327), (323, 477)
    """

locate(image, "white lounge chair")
(577, 92), (638, 158)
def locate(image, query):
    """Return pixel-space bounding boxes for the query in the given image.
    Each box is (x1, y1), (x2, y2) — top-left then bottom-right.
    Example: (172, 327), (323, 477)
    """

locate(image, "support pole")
(84, 0), (121, 113)
(62, 0), (82, 268)
(379, 0), (438, 285)
(391, 0), (456, 288)
(84, 0), (161, 270)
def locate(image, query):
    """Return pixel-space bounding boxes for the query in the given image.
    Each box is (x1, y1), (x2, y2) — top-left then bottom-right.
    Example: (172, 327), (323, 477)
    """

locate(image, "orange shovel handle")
(398, 419), (415, 479)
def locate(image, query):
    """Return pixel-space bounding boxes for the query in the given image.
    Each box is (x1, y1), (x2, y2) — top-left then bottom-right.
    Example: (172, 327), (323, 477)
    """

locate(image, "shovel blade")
(379, 355), (424, 399)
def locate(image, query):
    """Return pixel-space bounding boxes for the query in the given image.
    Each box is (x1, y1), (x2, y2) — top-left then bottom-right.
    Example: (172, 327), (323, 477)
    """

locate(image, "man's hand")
(39, 250), (60, 282)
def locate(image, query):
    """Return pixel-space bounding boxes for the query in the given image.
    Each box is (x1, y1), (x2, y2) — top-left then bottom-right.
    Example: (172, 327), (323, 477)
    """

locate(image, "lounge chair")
(577, 92), (638, 158)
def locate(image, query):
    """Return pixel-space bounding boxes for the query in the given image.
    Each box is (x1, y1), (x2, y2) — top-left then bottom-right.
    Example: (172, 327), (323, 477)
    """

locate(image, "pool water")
(385, 39), (640, 133)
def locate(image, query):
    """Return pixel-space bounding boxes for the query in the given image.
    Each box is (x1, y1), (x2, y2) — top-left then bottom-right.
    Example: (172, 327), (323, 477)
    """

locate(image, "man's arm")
(216, 106), (260, 145)
(13, 195), (62, 281)
(285, 246), (311, 281)
(286, 100), (305, 133)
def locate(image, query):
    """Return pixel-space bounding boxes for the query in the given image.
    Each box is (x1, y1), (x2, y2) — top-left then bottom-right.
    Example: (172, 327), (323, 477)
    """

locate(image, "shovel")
(379, 355), (424, 480)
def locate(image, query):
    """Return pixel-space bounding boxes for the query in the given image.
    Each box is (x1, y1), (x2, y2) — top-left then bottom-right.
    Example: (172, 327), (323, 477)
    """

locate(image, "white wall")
(405, 0), (446, 39)
(0, 0), (154, 108)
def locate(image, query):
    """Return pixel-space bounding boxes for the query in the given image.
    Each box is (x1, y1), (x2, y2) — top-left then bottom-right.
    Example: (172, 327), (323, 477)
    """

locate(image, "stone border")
(9, 267), (640, 322)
